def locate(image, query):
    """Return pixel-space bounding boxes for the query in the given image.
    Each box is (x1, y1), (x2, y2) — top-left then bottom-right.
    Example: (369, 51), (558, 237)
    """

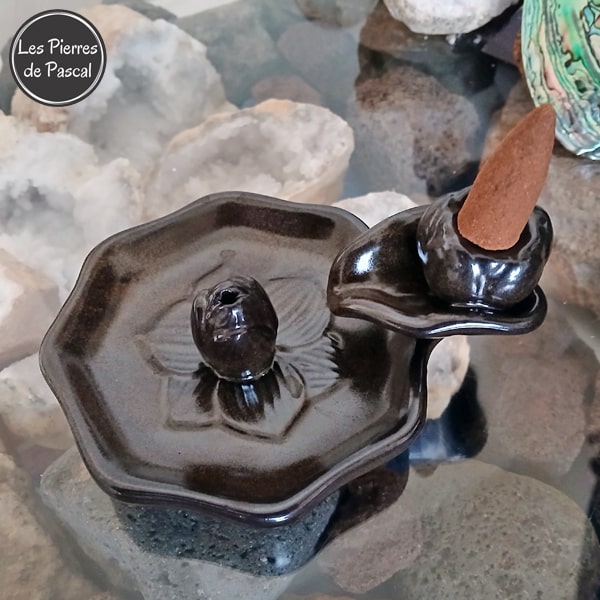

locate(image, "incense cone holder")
(417, 189), (553, 309)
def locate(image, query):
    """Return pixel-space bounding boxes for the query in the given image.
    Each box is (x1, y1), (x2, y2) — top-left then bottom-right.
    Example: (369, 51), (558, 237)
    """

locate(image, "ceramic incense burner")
(40, 187), (551, 525)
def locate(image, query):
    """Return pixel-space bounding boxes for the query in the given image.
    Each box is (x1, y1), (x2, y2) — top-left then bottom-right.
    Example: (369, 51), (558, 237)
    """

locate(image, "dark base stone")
(40, 448), (339, 599)
(115, 493), (339, 576)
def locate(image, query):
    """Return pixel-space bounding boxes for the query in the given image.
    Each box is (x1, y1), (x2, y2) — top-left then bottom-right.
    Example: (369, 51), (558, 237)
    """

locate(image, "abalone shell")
(522, 0), (600, 159)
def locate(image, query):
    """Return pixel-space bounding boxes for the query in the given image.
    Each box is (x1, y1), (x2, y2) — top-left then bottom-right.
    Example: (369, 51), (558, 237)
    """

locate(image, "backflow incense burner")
(39, 106), (554, 572)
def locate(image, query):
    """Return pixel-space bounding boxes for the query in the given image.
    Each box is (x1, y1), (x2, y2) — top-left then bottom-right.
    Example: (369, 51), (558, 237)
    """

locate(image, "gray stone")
(318, 496), (421, 594)
(0, 452), (100, 600)
(390, 461), (600, 599)
(540, 152), (600, 319)
(103, 0), (176, 21)
(178, 1), (283, 105)
(0, 43), (14, 114)
(277, 21), (359, 110)
(382, 0), (519, 34)
(41, 448), (340, 598)
(346, 65), (482, 196)
(473, 303), (594, 479)
(295, 0), (378, 27)
(250, 0), (306, 41)
(251, 75), (323, 106)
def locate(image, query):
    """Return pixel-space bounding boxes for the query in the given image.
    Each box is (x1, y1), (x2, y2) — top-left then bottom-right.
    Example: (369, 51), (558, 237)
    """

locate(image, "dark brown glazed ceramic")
(327, 191), (548, 338)
(191, 276), (279, 381)
(417, 189), (553, 309)
(40, 192), (431, 525)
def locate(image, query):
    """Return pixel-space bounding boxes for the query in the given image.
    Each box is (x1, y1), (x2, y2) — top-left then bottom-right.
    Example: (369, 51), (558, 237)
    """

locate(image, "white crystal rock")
(145, 99), (354, 219)
(382, 0), (518, 34)
(0, 112), (142, 299)
(334, 191), (470, 418)
(334, 190), (417, 227)
(11, 4), (231, 172)
(0, 251), (60, 369)
(0, 354), (73, 450)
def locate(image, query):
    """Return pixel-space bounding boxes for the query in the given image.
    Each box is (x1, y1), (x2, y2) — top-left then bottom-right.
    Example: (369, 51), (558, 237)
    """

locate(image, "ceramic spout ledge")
(327, 190), (550, 338)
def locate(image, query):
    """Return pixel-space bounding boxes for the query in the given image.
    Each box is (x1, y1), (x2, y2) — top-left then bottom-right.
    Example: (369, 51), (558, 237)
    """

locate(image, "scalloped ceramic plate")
(40, 192), (431, 525)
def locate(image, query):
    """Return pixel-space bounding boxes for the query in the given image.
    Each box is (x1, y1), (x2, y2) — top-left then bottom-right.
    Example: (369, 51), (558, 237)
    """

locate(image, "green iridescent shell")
(522, 0), (600, 159)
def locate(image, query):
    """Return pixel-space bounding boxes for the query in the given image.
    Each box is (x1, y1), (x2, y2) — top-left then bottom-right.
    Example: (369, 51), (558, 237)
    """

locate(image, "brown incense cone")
(457, 104), (556, 251)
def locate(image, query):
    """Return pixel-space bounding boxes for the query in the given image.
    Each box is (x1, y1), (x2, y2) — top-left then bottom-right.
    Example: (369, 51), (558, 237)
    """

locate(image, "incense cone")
(457, 104), (555, 251)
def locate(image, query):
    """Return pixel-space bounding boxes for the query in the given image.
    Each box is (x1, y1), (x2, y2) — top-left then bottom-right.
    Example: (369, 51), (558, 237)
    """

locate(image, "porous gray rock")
(347, 65), (482, 196)
(382, 0), (519, 34)
(390, 461), (600, 598)
(178, 1), (284, 105)
(41, 448), (339, 599)
(473, 304), (594, 479)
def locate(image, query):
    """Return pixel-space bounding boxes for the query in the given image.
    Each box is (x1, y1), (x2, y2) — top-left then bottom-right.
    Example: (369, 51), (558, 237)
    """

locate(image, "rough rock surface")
(390, 461), (600, 598)
(295, 0), (378, 27)
(334, 191), (470, 419)
(0, 251), (59, 369)
(0, 452), (100, 600)
(540, 153), (600, 318)
(382, 0), (519, 34)
(12, 5), (230, 171)
(0, 113), (142, 298)
(317, 496), (421, 594)
(178, 1), (283, 105)
(40, 448), (340, 599)
(347, 65), (482, 196)
(0, 354), (73, 451)
(145, 99), (354, 218)
(473, 304), (594, 479)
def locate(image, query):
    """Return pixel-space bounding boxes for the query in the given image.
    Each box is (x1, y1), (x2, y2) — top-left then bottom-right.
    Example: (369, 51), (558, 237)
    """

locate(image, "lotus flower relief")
(136, 276), (339, 440)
